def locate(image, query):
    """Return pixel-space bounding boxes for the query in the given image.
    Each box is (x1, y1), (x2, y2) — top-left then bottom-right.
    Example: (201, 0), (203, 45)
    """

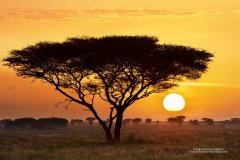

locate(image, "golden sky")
(0, 0), (240, 120)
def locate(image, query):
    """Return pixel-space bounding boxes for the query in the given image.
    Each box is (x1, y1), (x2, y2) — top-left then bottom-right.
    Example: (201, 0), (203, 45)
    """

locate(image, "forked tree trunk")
(97, 120), (113, 142)
(114, 110), (124, 142)
(86, 104), (114, 143)
(105, 129), (114, 142)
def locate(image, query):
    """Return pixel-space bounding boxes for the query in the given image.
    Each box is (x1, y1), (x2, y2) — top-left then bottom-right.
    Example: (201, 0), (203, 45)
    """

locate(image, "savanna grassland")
(0, 122), (239, 160)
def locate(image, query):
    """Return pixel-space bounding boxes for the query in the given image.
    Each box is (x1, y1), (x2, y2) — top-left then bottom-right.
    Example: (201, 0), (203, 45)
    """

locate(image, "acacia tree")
(145, 118), (152, 124)
(176, 116), (186, 126)
(86, 117), (96, 125)
(132, 118), (142, 124)
(202, 118), (214, 126)
(189, 119), (199, 126)
(3, 35), (213, 142)
(167, 117), (176, 125)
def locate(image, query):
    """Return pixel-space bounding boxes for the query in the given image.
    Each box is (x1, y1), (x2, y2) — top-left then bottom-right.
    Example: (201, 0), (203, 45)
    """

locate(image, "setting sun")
(1, 0), (240, 159)
(163, 93), (185, 111)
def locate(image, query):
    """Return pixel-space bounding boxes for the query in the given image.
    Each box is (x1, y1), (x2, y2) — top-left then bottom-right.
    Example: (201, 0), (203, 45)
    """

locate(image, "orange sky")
(0, 0), (240, 121)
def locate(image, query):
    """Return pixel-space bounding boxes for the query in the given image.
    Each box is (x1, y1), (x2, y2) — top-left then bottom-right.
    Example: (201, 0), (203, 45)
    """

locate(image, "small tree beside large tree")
(3, 35), (213, 142)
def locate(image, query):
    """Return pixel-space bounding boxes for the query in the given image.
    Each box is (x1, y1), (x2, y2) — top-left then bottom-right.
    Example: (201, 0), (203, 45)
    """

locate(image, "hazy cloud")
(83, 8), (199, 17)
(0, 8), (223, 22)
(1, 9), (79, 21)
(231, 10), (240, 16)
(199, 11), (223, 19)
(0, 9), (110, 22)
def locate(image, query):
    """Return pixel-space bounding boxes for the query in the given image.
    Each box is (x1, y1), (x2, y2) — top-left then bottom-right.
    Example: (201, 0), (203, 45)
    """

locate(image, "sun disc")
(163, 93), (185, 111)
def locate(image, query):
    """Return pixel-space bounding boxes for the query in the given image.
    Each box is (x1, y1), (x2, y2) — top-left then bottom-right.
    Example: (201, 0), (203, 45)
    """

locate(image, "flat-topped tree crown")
(3, 35), (214, 142)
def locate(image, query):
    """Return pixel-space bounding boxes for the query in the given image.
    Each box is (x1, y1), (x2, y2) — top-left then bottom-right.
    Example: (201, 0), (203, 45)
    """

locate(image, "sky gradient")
(0, 0), (240, 120)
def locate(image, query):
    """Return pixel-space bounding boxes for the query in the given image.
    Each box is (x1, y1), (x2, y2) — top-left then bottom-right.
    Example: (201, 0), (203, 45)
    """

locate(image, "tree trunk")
(114, 110), (124, 142)
(86, 104), (113, 143)
(105, 128), (114, 142)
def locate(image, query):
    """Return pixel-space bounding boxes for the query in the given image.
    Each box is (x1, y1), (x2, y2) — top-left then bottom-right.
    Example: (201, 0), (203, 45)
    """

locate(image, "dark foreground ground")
(0, 122), (239, 160)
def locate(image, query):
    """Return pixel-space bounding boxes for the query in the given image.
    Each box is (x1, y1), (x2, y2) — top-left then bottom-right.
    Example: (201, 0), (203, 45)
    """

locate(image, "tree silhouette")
(3, 117), (68, 130)
(3, 35), (213, 142)
(5, 117), (37, 130)
(145, 118), (152, 124)
(167, 116), (185, 126)
(167, 117), (176, 125)
(0, 119), (12, 127)
(71, 119), (83, 126)
(202, 118), (214, 126)
(123, 118), (132, 126)
(37, 117), (68, 130)
(176, 116), (186, 126)
(86, 117), (96, 125)
(155, 120), (160, 123)
(132, 118), (142, 124)
(221, 120), (231, 125)
(189, 119), (199, 126)
(230, 118), (240, 125)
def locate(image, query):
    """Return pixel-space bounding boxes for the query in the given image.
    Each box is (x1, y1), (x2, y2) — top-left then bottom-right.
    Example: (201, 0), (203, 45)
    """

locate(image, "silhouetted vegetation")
(4, 35), (214, 142)
(71, 119), (84, 126)
(132, 118), (142, 124)
(202, 118), (214, 126)
(145, 118), (152, 124)
(86, 117), (96, 125)
(220, 118), (240, 126)
(230, 118), (240, 125)
(1, 117), (68, 130)
(0, 119), (12, 126)
(176, 116), (185, 125)
(155, 120), (160, 123)
(123, 119), (132, 126)
(189, 119), (199, 126)
(221, 120), (231, 125)
(4, 118), (37, 130)
(37, 118), (68, 130)
(167, 116), (186, 126)
(167, 118), (176, 125)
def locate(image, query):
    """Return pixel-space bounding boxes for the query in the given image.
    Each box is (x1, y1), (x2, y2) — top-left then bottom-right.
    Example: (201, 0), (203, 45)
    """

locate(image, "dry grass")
(0, 122), (239, 160)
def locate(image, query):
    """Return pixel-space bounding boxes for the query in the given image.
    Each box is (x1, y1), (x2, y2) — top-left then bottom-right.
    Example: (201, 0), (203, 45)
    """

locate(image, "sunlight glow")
(163, 93), (185, 111)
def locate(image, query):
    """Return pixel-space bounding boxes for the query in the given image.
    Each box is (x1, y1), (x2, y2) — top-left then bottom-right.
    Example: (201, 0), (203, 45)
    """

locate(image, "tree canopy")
(4, 35), (214, 142)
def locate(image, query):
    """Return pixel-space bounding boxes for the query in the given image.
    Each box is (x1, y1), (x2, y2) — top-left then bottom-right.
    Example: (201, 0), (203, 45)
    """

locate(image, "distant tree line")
(0, 117), (68, 130)
(1, 117), (239, 130)
(189, 119), (199, 126)
(182, 117), (239, 127)
(70, 119), (84, 126)
(166, 117), (213, 126)
(85, 117), (96, 125)
(122, 118), (162, 125)
(221, 118), (240, 125)
(167, 116), (186, 126)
